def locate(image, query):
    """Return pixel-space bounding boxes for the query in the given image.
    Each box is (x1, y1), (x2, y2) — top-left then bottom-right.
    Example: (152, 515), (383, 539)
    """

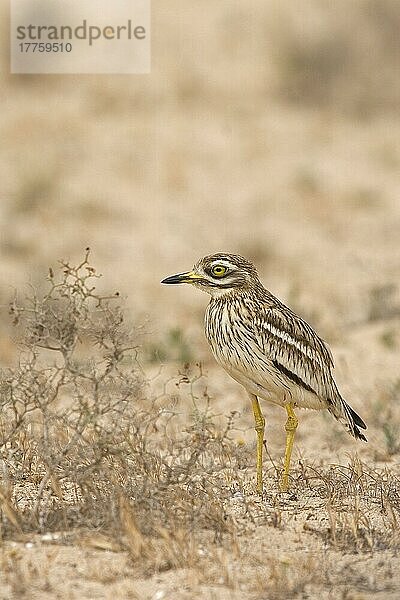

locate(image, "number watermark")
(18, 42), (73, 53)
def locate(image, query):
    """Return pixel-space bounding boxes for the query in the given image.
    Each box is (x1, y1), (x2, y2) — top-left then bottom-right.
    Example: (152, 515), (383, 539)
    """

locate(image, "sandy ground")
(1, 1), (400, 598)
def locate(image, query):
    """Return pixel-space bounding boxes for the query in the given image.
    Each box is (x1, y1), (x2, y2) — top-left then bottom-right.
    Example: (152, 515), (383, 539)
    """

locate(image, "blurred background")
(1, 0), (400, 389)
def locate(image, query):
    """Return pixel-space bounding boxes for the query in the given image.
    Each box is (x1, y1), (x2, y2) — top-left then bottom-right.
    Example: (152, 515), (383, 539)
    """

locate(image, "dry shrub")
(0, 251), (240, 574)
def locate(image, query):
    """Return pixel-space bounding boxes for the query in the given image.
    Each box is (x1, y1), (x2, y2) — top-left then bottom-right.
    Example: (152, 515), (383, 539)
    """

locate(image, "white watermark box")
(10, 0), (150, 74)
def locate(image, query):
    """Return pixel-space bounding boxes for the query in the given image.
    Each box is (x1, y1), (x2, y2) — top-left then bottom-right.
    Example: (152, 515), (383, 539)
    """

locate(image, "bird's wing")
(251, 302), (338, 402)
(252, 302), (367, 439)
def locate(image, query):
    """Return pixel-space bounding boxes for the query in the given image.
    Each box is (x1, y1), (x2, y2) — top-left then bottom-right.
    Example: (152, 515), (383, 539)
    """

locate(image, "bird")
(161, 253), (367, 494)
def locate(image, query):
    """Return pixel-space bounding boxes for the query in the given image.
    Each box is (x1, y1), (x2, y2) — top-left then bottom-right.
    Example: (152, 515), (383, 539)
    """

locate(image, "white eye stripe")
(210, 261), (237, 271)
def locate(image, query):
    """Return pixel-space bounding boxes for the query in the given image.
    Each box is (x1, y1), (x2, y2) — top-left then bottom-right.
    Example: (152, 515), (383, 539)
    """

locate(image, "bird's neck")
(208, 283), (276, 306)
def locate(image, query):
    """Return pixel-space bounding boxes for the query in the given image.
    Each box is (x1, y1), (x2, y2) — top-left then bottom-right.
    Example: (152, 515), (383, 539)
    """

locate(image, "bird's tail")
(332, 396), (367, 441)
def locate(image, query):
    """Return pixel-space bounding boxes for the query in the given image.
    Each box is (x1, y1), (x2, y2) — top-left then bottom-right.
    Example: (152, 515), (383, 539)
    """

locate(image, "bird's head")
(161, 253), (260, 297)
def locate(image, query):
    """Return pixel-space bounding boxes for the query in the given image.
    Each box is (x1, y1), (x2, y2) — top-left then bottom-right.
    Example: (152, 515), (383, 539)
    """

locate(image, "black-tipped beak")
(161, 271), (201, 285)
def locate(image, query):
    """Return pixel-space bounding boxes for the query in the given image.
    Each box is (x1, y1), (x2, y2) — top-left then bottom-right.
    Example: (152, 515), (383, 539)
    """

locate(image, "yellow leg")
(281, 403), (298, 491)
(249, 393), (265, 495)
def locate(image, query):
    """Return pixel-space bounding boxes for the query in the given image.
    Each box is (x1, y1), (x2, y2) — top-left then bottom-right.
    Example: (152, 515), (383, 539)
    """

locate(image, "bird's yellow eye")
(211, 265), (227, 277)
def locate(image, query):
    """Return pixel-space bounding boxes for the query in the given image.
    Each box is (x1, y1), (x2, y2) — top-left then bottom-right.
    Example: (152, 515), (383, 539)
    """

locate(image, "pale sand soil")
(1, 1), (400, 598)
(2, 486), (400, 599)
